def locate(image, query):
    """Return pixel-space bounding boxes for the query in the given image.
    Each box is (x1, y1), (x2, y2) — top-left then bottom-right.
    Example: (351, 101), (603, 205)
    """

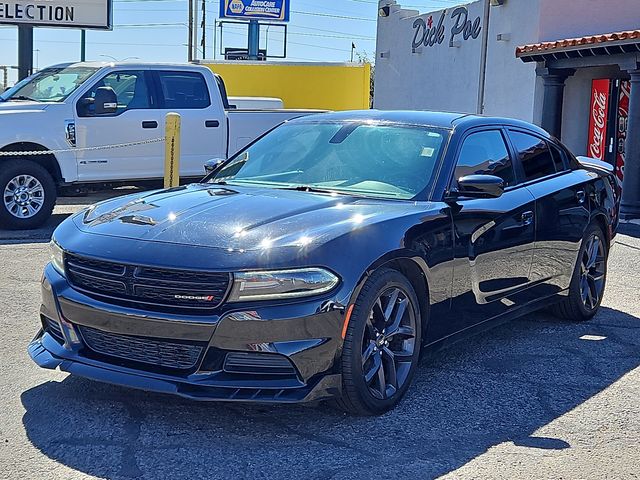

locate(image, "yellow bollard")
(164, 112), (181, 188)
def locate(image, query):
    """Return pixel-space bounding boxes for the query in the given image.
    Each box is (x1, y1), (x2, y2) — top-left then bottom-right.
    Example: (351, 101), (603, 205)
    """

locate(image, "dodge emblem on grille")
(174, 294), (215, 301)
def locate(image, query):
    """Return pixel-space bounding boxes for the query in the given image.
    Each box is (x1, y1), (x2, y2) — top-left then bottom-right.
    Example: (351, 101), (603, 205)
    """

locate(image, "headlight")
(49, 239), (65, 276)
(228, 268), (339, 302)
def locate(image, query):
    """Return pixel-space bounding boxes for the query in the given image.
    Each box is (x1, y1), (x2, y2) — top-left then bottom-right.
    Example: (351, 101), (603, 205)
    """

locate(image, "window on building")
(158, 71), (211, 109)
(454, 130), (515, 187)
(510, 131), (557, 181)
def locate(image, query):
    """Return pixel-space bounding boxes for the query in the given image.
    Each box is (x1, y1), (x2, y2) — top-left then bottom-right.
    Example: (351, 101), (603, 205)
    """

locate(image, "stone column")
(621, 70), (640, 220)
(536, 67), (575, 139)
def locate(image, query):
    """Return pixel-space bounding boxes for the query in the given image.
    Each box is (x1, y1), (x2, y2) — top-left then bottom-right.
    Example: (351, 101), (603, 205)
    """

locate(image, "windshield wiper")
(279, 185), (343, 195)
(7, 95), (40, 102)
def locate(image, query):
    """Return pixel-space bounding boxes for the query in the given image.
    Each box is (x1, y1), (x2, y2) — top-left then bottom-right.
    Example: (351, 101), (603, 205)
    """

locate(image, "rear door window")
(157, 71), (211, 109)
(509, 131), (557, 181)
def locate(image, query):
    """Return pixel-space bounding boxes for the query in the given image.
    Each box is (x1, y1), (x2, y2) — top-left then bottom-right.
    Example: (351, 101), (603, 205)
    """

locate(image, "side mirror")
(94, 86), (118, 115)
(453, 174), (504, 199)
(204, 157), (225, 175)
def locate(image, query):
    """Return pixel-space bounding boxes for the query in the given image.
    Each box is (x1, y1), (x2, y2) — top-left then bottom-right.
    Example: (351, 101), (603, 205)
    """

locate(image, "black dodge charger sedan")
(30, 111), (620, 415)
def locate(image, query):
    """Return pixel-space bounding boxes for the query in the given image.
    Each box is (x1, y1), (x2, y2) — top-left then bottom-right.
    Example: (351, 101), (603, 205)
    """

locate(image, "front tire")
(550, 223), (608, 321)
(0, 159), (56, 230)
(336, 268), (422, 415)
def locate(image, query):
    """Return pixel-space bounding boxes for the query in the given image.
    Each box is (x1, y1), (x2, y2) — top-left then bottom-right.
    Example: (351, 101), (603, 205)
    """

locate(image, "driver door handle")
(142, 121), (158, 129)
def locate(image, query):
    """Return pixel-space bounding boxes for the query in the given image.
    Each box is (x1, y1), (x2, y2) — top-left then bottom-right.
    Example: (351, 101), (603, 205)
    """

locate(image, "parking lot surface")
(1, 193), (639, 479)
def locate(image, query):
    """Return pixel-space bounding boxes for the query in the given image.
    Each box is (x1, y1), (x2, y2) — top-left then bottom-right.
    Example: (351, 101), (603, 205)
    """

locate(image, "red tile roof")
(516, 30), (640, 57)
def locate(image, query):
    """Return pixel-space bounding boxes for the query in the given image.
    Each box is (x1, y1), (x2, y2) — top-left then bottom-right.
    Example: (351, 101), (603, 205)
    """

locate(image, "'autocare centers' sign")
(411, 6), (481, 49)
(0, 0), (112, 30)
(220, 0), (289, 22)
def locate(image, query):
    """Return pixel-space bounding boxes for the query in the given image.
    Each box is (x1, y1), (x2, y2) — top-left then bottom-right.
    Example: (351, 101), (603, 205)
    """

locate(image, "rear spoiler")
(576, 156), (614, 175)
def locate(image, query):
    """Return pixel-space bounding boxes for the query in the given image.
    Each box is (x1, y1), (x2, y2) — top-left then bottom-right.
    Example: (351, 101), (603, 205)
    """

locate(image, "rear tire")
(335, 268), (422, 416)
(550, 223), (608, 322)
(0, 159), (56, 230)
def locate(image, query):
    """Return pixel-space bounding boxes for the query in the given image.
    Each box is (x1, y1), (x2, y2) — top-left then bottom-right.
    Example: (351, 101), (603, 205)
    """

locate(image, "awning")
(516, 30), (640, 63)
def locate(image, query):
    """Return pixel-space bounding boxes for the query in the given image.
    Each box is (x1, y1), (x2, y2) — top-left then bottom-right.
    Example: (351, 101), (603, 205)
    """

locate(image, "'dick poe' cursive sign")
(412, 6), (482, 50)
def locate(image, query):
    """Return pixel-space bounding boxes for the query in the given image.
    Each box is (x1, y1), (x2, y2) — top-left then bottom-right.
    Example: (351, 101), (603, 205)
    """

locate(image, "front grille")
(79, 325), (204, 370)
(224, 352), (298, 376)
(65, 254), (231, 313)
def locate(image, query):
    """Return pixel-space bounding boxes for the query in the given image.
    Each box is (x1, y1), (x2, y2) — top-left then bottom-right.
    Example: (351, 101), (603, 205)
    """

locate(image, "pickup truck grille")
(65, 253), (231, 313)
(79, 325), (204, 370)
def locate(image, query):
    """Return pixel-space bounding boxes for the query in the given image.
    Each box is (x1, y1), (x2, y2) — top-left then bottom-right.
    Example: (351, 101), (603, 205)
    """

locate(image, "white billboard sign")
(0, 0), (112, 30)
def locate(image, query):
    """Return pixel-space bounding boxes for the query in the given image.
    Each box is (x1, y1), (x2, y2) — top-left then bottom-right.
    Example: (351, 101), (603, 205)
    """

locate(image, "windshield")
(210, 121), (449, 200)
(0, 66), (98, 102)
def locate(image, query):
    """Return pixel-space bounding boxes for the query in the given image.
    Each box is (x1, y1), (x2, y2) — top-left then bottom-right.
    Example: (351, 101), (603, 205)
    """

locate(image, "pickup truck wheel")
(0, 159), (56, 230)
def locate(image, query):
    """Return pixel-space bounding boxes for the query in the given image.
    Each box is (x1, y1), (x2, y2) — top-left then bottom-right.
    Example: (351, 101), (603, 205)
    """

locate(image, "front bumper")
(29, 264), (345, 403)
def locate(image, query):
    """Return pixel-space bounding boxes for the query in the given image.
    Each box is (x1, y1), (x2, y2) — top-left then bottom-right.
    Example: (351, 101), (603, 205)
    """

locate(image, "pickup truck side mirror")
(204, 157), (226, 175)
(94, 86), (118, 115)
(449, 174), (505, 199)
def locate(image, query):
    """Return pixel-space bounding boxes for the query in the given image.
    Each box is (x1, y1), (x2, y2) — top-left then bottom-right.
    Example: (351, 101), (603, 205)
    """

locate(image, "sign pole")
(81, 30), (86, 61)
(17, 25), (33, 80)
(248, 19), (260, 60)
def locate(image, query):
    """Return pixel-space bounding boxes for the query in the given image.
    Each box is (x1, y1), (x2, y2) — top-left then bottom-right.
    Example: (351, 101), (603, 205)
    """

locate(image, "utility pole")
(193, 0), (199, 60)
(188, 0), (194, 62)
(201, 0), (206, 59)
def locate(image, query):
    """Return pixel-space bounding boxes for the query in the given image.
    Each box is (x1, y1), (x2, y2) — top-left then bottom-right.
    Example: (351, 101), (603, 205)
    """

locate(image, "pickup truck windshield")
(0, 66), (98, 103)
(211, 121), (449, 200)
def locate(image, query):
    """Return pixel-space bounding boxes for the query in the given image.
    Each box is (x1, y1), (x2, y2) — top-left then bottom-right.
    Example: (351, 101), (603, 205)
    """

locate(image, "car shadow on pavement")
(0, 190), (134, 245)
(20, 307), (640, 480)
(0, 213), (69, 244)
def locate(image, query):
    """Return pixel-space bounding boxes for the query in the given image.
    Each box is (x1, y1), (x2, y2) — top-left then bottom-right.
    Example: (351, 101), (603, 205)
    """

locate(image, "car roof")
(43, 61), (210, 71)
(292, 109), (551, 137)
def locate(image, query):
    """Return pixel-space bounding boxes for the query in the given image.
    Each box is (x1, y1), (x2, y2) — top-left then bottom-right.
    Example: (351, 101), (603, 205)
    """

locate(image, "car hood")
(72, 183), (423, 252)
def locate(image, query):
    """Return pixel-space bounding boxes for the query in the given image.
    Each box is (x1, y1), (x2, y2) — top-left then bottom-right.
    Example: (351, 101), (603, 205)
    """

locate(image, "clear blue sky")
(0, 0), (460, 85)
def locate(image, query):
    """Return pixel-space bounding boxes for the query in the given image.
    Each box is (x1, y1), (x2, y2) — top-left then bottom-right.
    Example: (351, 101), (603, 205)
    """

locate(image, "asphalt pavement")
(0, 193), (639, 479)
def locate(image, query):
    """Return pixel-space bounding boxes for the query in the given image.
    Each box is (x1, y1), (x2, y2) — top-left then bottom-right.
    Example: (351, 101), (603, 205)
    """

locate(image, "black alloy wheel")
(551, 223), (608, 321)
(579, 233), (606, 311)
(361, 286), (417, 400)
(336, 268), (422, 415)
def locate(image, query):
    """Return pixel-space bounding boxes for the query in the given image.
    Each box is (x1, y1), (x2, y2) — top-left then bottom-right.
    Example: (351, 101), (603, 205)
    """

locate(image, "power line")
(290, 10), (376, 22)
(0, 37), (186, 47)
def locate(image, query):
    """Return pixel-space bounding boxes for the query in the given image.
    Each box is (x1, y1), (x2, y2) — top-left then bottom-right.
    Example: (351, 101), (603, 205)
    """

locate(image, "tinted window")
(454, 130), (514, 186)
(158, 72), (210, 109)
(549, 142), (567, 172)
(510, 131), (557, 181)
(81, 71), (150, 115)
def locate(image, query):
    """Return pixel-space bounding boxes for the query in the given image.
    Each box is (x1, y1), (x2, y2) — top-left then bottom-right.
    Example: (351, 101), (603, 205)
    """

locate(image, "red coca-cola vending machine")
(587, 78), (631, 188)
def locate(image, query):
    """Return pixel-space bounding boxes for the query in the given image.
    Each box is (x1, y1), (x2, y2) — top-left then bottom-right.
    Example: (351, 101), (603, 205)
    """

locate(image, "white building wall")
(374, 0), (640, 130)
(539, 0), (640, 41)
(482, 1), (541, 122)
(374, 0), (486, 113)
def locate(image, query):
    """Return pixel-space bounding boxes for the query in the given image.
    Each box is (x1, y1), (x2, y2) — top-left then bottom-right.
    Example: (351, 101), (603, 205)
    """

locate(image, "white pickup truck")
(0, 62), (321, 229)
